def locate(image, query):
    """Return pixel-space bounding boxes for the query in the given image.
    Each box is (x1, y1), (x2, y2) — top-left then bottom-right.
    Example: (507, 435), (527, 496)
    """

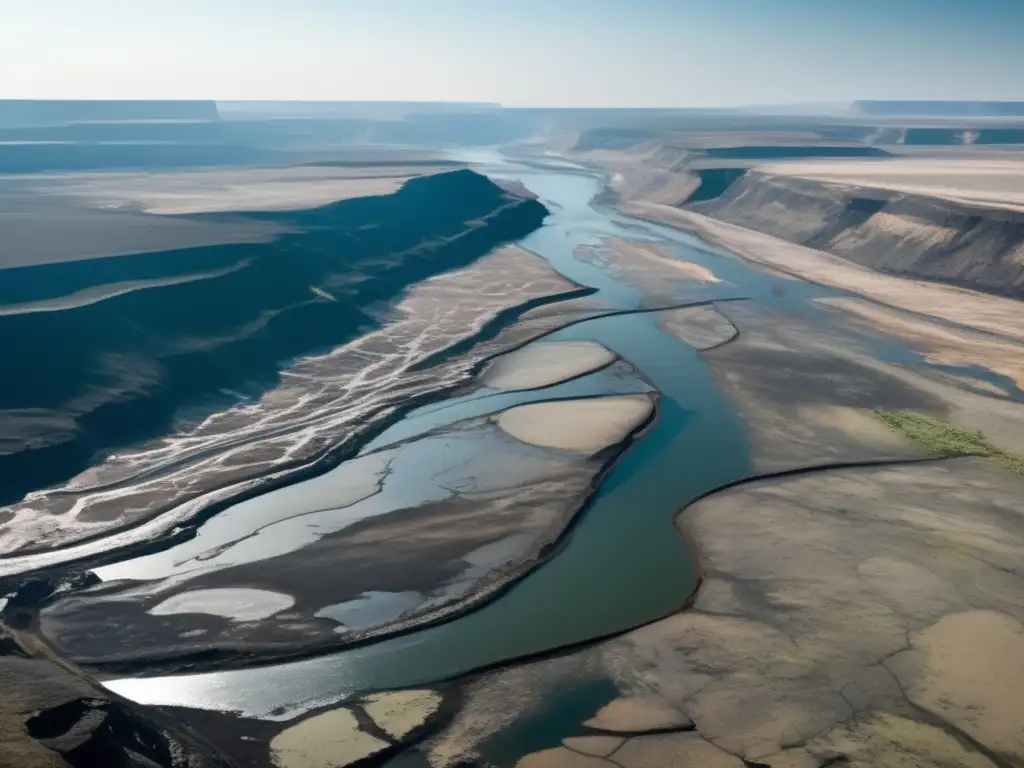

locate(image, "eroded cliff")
(0, 170), (548, 504)
(691, 170), (1024, 299)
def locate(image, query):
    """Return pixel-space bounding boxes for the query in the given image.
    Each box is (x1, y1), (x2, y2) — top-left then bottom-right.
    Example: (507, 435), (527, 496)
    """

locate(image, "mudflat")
(419, 299), (1024, 768)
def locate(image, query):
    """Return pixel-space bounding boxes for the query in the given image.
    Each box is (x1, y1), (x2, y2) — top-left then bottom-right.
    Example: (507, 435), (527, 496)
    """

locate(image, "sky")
(2, 0), (1022, 107)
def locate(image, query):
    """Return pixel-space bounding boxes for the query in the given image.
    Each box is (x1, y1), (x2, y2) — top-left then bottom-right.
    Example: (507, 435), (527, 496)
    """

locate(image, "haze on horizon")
(2, 0), (1022, 108)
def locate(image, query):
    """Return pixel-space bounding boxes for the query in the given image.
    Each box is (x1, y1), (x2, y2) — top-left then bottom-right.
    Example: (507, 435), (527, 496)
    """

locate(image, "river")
(101, 149), (968, 717)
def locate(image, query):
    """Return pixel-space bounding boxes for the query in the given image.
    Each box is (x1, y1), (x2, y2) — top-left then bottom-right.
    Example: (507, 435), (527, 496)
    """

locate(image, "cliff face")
(579, 140), (897, 210)
(687, 167), (748, 203)
(691, 171), (1024, 299)
(0, 170), (548, 504)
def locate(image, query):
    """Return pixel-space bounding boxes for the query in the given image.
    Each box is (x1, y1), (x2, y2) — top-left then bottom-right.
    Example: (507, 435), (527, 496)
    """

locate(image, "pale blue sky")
(2, 0), (1021, 107)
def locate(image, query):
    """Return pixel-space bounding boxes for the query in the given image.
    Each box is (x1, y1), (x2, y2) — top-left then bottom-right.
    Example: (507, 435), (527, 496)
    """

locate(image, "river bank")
(419, 152), (1024, 768)
(6, 149), (1024, 768)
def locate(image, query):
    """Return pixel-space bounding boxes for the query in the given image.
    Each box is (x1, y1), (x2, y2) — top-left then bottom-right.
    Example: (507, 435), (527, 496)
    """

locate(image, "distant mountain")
(0, 100), (221, 127)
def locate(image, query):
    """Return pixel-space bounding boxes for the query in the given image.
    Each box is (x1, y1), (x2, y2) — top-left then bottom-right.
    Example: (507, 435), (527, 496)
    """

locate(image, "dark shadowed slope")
(690, 170), (1024, 299)
(0, 170), (547, 505)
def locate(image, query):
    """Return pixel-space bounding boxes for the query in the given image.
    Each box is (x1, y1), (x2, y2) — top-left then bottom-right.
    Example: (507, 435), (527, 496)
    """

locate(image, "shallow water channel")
(101, 151), (930, 714)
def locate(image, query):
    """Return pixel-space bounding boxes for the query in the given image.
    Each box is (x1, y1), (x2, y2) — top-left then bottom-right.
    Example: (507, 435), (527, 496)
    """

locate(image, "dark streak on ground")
(48, 391), (660, 677)
(0, 285), (598, 584)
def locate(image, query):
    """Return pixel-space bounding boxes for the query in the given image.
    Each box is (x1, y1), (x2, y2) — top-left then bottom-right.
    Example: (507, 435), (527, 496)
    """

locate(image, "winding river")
(101, 149), (975, 717)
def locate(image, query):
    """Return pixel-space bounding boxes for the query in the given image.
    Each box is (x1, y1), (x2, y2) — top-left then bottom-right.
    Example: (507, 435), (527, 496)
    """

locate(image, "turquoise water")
(105, 151), (762, 714)
(106, 308), (750, 716)
(105, 150), (998, 716)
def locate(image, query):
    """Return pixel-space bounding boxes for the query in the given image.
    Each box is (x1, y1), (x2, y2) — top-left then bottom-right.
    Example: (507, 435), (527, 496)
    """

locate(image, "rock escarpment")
(0, 170), (548, 505)
(691, 171), (1024, 299)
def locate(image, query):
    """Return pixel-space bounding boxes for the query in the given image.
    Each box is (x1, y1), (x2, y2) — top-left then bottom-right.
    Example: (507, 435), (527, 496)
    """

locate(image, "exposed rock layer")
(691, 170), (1024, 299)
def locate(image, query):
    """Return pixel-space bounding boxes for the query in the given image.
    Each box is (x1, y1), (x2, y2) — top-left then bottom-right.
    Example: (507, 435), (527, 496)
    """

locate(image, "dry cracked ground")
(420, 302), (1024, 768)
(6, 229), (1023, 768)
(107, 253), (1023, 768)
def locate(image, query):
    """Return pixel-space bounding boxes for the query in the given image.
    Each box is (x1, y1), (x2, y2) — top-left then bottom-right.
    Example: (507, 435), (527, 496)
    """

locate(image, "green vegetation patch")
(876, 410), (1024, 474)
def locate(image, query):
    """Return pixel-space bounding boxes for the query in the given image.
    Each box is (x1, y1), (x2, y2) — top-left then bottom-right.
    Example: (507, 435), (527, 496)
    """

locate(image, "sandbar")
(496, 395), (654, 454)
(480, 340), (616, 390)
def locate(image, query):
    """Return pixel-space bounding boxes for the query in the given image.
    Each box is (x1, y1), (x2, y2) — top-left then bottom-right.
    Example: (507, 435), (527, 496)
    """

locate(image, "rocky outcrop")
(0, 170), (548, 505)
(0, 655), (229, 768)
(685, 167), (747, 202)
(690, 171), (1024, 299)
(579, 142), (891, 208)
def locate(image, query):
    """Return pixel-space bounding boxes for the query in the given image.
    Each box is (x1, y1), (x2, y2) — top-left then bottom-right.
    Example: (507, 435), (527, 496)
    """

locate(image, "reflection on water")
(316, 591), (423, 632)
(96, 363), (651, 586)
(104, 153), (758, 714)
(50, 405), (636, 669)
(93, 420), (595, 587)
(360, 361), (649, 453)
(94, 450), (397, 583)
(106, 148), (1013, 717)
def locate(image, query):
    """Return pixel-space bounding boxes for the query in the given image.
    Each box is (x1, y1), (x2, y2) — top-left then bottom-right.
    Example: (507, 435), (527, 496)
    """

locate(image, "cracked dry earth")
(0, 245), (607, 572)
(611, 456), (1024, 768)
(269, 689), (446, 767)
(422, 303), (1024, 768)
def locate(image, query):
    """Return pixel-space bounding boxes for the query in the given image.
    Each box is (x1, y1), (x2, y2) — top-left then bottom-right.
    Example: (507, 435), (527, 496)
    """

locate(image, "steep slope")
(691, 170), (1024, 299)
(0, 170), (548, 504)
(577, 139), (893, 209)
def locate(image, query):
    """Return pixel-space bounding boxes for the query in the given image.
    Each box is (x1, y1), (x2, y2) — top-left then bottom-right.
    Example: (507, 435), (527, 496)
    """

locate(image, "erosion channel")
(8, 150), (1017, 768)
(98, 150), (777, 703)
